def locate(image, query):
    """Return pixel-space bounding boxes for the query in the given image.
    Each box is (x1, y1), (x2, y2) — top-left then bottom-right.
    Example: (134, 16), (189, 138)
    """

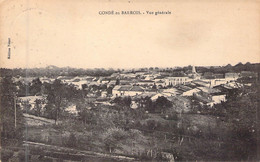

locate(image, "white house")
(164, 77), (189, 86)
(182, 88), (201, 96)
(112, 85), (144, 97)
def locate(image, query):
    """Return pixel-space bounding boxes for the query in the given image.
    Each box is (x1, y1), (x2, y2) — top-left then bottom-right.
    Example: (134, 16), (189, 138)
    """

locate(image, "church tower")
(192, 65), (197, 74)
(191, 65), (200, 79)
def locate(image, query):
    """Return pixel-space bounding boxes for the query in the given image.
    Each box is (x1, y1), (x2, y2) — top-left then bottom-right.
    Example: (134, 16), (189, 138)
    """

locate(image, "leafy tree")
(107, 86), (113, 95)
(76, 101), (95, 125)
(0, 77), (24, 140)
(103, 127), (128, 153)
(33, 99), (43, 116)
(21, 100), (32, 112)
(30, 78), (42, 95)
(155, 96), (172, 113)
(115, 79), (120, 85)
(114, 96), (131, 107)
(222, 83), (258, 160)
(123, 96), (132, 107)
(45, 79), (68, 124)
(81, 84), (88, 90)
(16, 81), (27, 96)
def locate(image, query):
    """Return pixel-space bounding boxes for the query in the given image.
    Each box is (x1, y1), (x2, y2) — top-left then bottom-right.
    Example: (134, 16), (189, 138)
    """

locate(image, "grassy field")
(13, 111), (230, 161)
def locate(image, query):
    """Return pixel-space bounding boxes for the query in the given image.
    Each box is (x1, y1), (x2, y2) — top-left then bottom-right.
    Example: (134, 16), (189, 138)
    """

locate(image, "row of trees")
(0, 66), (117, 77)
(172, 62), (260, 74)
(113, 96), (173, 113)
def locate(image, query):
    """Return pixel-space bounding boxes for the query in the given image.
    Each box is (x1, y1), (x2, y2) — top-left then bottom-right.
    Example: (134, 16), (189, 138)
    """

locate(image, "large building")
(164, 77), (189, 86)
(225, 73), (239, 80)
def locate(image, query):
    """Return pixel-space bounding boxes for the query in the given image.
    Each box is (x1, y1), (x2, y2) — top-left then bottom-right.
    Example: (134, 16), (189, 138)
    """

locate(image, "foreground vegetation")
(1, 74), (259, 161)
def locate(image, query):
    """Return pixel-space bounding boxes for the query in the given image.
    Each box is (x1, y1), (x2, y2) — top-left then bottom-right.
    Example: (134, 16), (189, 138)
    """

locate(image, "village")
(16, 66), (257, 115)
(1, 64), (259, 161)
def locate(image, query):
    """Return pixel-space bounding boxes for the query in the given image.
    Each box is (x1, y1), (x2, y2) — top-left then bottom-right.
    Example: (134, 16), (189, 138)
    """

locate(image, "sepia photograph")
(0, 0), (259, 161)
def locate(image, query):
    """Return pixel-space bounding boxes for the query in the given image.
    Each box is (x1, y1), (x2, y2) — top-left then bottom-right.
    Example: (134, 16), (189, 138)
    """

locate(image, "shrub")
(66, 133), (77, 148)
(103, 127), (129, 153)
(18, 150), (26, 161)
(1, 149), (14, 161)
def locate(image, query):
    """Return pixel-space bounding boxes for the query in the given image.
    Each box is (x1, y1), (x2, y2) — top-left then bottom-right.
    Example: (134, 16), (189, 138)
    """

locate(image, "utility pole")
(14, 95), (17, 129)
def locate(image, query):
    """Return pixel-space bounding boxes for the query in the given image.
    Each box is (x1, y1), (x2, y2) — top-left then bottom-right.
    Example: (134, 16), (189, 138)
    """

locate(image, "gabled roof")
(130, 86), (144, 92)
(156, 80), (164, 83)
(118, 85), (132, 91)
(137, 80), (154, 83)
(135, 92), (157, 99)
(197, 87), (221, 94)
(114, 85), (144, 92)
(176, 85), (192, 92)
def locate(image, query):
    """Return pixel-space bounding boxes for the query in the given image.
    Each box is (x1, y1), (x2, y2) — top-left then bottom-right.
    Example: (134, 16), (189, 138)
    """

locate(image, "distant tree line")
(0, 66), (117, 77)
(1, 62), (259, 78)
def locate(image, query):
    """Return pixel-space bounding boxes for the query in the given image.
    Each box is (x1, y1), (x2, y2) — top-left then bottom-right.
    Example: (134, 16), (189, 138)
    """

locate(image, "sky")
(0, 0), (259, 69)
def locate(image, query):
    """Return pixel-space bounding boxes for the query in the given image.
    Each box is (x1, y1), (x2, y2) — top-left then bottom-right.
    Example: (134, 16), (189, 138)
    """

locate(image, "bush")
(103, 127), (129, 153)
(1, 149), (14, 161)
(65, 133), (77, 148)
(18, 150), (26, 161)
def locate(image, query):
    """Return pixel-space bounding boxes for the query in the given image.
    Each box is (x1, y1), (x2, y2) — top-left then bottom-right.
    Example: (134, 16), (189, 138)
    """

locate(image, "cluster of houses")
(15, 66), (258, 114)
(110, 66), (251, 108)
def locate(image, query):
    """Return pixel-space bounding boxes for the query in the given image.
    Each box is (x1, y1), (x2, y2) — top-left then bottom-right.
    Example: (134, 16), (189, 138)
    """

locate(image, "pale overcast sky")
(0, 0), (259, 69)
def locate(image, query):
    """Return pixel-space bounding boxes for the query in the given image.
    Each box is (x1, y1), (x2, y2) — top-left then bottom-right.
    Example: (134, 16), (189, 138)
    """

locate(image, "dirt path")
(23, 141), (136, 161)
(23, 113), (56, 126)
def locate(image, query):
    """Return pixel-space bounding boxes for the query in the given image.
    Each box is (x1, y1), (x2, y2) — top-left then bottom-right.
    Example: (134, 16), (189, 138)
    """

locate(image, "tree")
(76, 101), (95, 125)
(45, 79), (68, 124)
(123, 96), (132, 107)
(21, 100), (32, 113)
(116, 79), (120, 85)
(81, 84), (88, 90)
(30, 78), (42, 95)
(222, 83), (258, 160)
(155, 96), (172, 113)
(34, 99), (43, 116)
(0, 77), (24, 140)
(103, 128), (128, 153)
(107, 86), (113, 95)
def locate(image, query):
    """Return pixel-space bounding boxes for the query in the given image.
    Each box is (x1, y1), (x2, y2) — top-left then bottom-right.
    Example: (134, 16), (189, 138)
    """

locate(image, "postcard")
(0, 0), (259, 161)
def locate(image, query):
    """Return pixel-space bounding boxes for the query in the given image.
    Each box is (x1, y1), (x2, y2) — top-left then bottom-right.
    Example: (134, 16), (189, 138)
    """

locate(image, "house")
(162, 88), (180, 95)
(108, 80), (117, 86)
(164, 77), (189, 86)
(154, 75), (166, 82)
(70, 80), (88, 89)
(119, 79), (133, 85)
(101, 91), (107, 97)
(112, 85), (122, 96)
(214, 74), (224, 79)
(203, 72), (215, 79)
(192, 80), (210, 87)
(151, 92), (175, 101)
(134, 92), (157, 99)
(225, 73), (239, 80)
(18, 96), (45, 111)
(85, 77), (94, 82)
(182, 88), (201, 96)
(136, 80), (155, 86)
(155, 80), (165, 87)
(144, 75), (155, 80)
(100, 78), (110, 84)
(112, 85), (145, 97)
(66, 104), (78, 115)
(209, 79), (227, 87)
(193, 87), (226, 106)
(240, 71), (258, 78)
